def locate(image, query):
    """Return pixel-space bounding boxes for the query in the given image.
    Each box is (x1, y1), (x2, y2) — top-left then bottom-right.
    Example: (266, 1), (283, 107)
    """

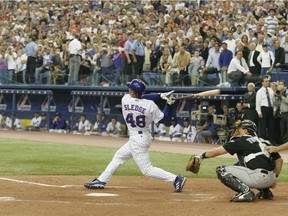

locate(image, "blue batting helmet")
(127, 79), (146, 97)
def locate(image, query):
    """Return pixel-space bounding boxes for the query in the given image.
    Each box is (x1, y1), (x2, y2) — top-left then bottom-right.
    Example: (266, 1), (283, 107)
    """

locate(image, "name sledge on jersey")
(123, 104), (147, 114)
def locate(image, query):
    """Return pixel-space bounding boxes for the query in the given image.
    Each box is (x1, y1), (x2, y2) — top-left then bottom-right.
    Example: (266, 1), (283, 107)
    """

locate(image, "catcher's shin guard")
(216, 166), (250, 193)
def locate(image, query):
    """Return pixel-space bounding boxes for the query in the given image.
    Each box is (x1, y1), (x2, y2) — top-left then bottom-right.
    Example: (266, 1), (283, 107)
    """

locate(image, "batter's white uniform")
(97, 94), (177, 183)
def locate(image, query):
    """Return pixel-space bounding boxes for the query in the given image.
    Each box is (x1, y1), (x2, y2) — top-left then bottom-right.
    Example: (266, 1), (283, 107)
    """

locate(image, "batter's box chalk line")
(0, 177), (80, 188)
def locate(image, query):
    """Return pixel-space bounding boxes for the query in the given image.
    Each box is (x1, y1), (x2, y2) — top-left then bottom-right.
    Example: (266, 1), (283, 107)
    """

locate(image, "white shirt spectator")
(68, 38), (82, 55)
(257, 50), (275, 68)
(227, 57), (249, 74)
(5, 52), (18, 70)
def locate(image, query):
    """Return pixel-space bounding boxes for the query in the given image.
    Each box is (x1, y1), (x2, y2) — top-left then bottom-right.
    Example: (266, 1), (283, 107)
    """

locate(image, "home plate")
(85, 193), (119, 197)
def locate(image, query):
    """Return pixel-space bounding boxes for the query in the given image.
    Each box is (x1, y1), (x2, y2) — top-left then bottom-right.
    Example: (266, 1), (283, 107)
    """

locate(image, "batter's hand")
(160, 90), (175, 104)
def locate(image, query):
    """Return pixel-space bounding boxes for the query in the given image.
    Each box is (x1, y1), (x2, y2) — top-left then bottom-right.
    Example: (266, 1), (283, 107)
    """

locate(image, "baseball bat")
(174, 89), (221, 100)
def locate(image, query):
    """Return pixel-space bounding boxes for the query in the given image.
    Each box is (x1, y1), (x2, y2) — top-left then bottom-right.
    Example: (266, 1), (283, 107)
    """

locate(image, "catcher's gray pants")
(224, 165), (276, 189)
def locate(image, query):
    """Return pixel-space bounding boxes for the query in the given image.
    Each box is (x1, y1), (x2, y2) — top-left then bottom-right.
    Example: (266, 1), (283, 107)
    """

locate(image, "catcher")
(186, 119), (283, 202)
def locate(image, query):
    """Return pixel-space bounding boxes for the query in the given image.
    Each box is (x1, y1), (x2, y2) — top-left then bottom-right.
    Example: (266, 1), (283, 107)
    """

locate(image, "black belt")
(261, 169), (268, 174)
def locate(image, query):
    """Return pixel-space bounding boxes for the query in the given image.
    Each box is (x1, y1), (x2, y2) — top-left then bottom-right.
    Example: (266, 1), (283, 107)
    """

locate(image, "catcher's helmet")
(127, 79), (146, 97)
(239, 119), (257, 135)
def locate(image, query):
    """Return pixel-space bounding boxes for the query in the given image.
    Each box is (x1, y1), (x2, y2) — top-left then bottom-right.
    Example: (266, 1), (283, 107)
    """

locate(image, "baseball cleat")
(84, 178), (106, 189)
(230, 191), (256, 202)
(256, 188), (274, 200)
(173, 176), (186, 193)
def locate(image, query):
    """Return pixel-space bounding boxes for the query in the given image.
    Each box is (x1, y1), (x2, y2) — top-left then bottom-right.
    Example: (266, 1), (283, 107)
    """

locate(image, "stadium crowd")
(0, 0), (288, 87)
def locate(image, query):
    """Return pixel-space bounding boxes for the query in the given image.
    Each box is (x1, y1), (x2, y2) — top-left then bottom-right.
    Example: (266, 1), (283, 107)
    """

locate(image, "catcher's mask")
(233, 119), (257, 136)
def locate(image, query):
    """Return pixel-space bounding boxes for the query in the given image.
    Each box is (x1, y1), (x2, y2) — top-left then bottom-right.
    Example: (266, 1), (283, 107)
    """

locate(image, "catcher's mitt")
(186, 155), (201, 174)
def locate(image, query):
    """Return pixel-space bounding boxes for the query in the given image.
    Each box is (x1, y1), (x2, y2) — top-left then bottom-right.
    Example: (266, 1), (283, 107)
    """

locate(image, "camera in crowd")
(275, 87), (287, 98)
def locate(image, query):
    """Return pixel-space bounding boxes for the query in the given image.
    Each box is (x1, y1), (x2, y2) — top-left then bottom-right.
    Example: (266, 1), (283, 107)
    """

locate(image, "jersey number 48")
(126, 113), (146, 128)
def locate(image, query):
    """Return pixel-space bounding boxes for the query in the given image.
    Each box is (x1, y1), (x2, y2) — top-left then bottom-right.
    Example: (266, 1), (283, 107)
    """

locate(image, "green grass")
(0, 138), (287, 182)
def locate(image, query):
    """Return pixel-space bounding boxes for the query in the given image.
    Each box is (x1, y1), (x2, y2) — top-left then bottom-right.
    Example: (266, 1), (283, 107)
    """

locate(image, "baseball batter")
(195, 120), (283, 202)
(84, 79), (186, 192)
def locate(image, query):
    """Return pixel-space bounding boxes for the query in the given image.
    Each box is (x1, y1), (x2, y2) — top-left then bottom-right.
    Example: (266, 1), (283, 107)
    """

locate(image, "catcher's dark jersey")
(223, 135), (281, 171)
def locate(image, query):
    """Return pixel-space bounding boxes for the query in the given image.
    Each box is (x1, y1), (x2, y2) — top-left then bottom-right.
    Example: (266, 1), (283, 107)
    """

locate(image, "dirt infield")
(0, 131), (288, 216)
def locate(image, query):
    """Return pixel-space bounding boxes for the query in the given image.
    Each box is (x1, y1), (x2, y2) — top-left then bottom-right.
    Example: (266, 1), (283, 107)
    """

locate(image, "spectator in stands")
(189, 49), (203, 86)
(218, 42), (233, 86)
(165, 45), (179, 86)
(50, 48), (65, 85)
(0, 49), (8, 84)
(257, 43), (275, 77)
(5, 46), (17, 84)
(169, 117), (183, 142)
(204, 42), (221, 85)
(233, 24), (246, 40)
(255, 34), (265, 53)
(110, 47), (121, 86)
(0, 0), (287, 89)
(143, 41), (152, 71)
(247, 43), (261, 81)
(176, 45), (191, 86)
(68, 32), (82, 85)
(15, 49), (27, 84)
(102, 116), (122, 137)
(122, 31), (134, 84)
(132, 33), (145, 79)
(227, 51), (252, 87)
(50, 112), (68, 133)
(24, 35), (38, 84)
(79, 52), (92, 85)
(282, 35), (288, 65)
(223, 31), (236, 56)
(34, 46), (44, 85)
(264, 8), (279, 37)
(159, 47), (173, 86)
(41, 47), (53, 85)
(273, 40), (285, 73)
